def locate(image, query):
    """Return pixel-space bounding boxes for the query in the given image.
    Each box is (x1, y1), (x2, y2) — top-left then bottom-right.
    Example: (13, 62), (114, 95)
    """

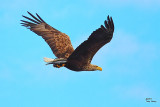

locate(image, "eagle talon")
(62, 64), (65, 67)
(55, 64), (65, 68)
(57, 65), (61, 68)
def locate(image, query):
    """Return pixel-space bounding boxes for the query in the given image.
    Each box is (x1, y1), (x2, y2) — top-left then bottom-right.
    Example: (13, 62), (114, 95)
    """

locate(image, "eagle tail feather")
(43, 57), (67, 65)
(44, 57), (54, 63)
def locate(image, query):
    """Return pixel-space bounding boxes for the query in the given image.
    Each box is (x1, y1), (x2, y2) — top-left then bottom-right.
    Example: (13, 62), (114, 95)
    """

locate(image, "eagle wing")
(21, 12), (74, 58)
(68, 16), (114, 65)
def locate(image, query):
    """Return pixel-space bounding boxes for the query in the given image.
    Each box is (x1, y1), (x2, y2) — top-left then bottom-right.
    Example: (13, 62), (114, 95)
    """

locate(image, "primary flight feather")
(21, 11), (114, 71)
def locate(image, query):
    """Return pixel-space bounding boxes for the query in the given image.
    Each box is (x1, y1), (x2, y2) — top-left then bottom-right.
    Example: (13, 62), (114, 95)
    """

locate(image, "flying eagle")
(21, 12), (114, 71)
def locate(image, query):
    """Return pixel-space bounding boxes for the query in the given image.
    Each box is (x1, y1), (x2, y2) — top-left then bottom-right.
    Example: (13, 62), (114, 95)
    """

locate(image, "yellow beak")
(97, 67), (102, 71)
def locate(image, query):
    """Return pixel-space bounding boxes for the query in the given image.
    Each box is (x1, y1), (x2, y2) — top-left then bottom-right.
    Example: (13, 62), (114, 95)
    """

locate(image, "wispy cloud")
(105, 30), (158, 61)
(109, 30), (139, 56)
(112, 84), (152, 100)
(0, 62), (14, 81)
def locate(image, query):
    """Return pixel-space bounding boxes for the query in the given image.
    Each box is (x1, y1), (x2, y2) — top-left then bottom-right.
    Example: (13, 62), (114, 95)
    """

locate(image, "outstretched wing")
(21, 11), (74, 58)
(68, 16), (114, 65)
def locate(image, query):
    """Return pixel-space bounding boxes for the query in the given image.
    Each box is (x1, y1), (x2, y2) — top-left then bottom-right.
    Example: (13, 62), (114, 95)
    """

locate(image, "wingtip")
(107, 15), (109, 20)
(27, 11), (31, 15)
(107, 15), (113, 22)
(36, 13), (45, 23)
(102, 15), (114, 32)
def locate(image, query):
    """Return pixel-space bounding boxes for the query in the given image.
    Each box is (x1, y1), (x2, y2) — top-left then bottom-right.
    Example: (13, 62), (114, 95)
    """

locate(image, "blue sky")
(0, 0), (160, 107)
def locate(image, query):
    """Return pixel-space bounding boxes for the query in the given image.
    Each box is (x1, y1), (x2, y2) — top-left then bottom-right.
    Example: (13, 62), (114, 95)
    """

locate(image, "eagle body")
(21, 12), (114, 71)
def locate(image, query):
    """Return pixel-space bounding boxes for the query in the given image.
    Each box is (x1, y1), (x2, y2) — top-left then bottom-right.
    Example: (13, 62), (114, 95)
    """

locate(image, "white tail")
(43, 57), (54, 63)
(43, 57), (67, 65)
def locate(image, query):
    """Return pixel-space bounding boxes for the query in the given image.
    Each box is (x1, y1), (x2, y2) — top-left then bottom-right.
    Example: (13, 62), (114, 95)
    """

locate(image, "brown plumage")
(21, 11), (114, 71)
(21, 12), (74, 59)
